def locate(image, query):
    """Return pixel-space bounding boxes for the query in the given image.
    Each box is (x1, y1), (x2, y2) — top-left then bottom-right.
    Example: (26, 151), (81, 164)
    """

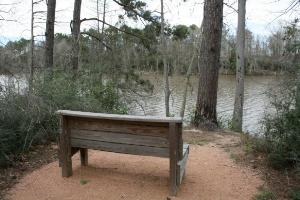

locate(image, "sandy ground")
(6, 135), (263, 200)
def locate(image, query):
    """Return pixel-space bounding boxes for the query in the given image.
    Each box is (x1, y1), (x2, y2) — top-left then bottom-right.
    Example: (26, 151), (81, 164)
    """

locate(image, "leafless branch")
(80, 31), (112, 50)
(80, 18), (147, 41)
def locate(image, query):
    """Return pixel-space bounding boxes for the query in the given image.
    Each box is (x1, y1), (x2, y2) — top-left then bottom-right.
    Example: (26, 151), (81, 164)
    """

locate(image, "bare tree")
(232, 0), (246, 132)
(29, 0), (34, 89)
(71, 0), (82, 72)
(160, 0), (170, 117)
(44, 0), (56, 73)
(193, 0), (224, 127)
(101, 0), (106, 35)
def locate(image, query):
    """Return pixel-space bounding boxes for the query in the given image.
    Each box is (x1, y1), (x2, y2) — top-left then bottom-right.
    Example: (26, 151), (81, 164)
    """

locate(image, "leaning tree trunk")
(71, 0), (82, 72)
(232, 0), (246, 132)
(160, 0), (170, 117)
(193, 0), (224, 127)
(44, 0), (56, 75)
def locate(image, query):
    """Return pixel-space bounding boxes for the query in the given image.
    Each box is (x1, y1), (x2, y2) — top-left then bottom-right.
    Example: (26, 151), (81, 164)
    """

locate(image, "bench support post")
(59, 116), (72, 177)
(80, 148), (88, 166)
(169, 122), (178, 196)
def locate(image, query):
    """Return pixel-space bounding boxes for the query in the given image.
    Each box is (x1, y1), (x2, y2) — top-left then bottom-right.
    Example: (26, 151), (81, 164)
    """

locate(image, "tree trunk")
(193, 0), (224, 127)
(29, 0), (34, 91)
(180, 52), (196, 118)
(232, 0), (246, 132)
(45, 0), (56, 74)
(160, 0), (170, 117)
(102, 0), (106, 35)
(71, 0), (82, 72)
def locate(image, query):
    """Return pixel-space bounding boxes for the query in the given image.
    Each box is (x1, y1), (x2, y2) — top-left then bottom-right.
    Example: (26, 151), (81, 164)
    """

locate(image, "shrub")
(289, 187), (300, 200)
(260, 76), (300, 169)
(0, 71), (128, 167)
(253, 189), (276, 200)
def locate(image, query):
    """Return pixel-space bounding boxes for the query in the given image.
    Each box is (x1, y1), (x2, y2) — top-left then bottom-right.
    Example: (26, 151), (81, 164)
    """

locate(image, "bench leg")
(59, 135), (72, 177)
(170, 158), (178, 196)
(59, 117), (72, 177)
(169, 122), (178, 196)
(80, 148), (88, 166)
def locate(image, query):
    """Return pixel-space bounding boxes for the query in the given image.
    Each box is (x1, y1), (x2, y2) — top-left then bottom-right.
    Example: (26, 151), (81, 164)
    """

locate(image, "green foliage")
(283, 19), (300, 54)
(0, 71), (128, 168)
(80, 179), (89, 185)
(289, 187), (300, 200)
(5, 38), (30, 52)
(253, 189), (276, 200)
(258, 74), (300, 169)
(172, 25), (189, 40)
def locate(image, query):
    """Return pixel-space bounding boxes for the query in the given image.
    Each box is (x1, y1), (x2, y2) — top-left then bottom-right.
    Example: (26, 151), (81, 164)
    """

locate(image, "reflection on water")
(0, 73), (279, 134)
(0, 75), (27, 95)
(132, 74), (279, 134)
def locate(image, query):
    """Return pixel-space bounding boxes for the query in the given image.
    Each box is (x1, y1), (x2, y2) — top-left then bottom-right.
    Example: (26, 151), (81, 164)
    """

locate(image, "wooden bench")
(57, 110), (189, 196)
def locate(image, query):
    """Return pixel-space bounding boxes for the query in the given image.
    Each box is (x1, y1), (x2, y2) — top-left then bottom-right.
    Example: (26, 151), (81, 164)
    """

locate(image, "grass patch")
(80, 179), (89, 185)
(253, 188), (276, 200)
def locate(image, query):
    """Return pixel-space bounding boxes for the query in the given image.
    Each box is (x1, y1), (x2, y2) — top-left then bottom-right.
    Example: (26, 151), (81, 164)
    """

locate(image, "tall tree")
(71, 0), (82, 72)
(193, 0), (224, 127)
(232, 0), (246, 132)
(160, 0), (170, 117)
(44, 0), (56, 73)
(29, 0), (34, 90)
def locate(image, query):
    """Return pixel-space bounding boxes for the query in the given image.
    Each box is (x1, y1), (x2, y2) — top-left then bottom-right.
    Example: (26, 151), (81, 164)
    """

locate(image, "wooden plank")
(70, 129), (169, 148)
(56, 110), (182, 123)
(59, 116), (72, 177)
(178, 144), (189, 184)
(169, 122), (178, 196)
(80, 148), (88, 166)
(67, 117), (170, 138)
(71, 138), (169, 158)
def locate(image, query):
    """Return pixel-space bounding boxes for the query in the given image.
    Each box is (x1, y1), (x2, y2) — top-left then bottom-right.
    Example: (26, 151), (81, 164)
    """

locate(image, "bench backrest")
(57, 110), (183, 158)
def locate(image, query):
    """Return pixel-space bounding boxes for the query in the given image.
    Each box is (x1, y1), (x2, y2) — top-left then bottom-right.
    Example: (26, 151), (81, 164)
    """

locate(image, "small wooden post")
(169, 122), (178, 196)
(80, 148), (88, 166)
(59, 116), (72, 177)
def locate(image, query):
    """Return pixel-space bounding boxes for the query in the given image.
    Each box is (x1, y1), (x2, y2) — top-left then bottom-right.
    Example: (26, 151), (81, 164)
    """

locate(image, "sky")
(0, 0), (299, 44)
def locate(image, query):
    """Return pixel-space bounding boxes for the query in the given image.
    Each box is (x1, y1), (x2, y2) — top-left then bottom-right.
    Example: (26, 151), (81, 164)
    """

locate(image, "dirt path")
(6, 130), (263, 200)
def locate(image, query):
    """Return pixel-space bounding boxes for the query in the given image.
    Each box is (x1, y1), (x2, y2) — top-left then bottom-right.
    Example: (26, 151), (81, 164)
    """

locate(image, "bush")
(0, 71), (128, 167)
(289, 187), (300, 200)
(258, 74), (300, 169)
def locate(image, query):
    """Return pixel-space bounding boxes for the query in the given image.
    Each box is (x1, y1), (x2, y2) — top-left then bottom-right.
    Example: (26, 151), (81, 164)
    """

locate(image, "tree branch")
(80, 17), (147, 41)
(80, 31), (112, 50)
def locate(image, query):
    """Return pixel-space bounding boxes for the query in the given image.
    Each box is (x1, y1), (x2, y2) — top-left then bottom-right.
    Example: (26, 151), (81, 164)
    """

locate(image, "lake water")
(0, 73), (279, 134)
(132, 73), (279, 134)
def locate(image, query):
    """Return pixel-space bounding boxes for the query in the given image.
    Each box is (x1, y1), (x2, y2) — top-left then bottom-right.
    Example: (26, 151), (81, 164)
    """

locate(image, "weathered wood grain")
(169, 122), (178, 196)
(71, 138), (169, 158)
(67, 117), (170, 138)
(70, 129), (169, 148)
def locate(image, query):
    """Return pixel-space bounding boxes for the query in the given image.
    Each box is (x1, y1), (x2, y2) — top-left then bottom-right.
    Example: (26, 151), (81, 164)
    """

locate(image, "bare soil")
(0, 143), (58, 199)
(5, 130), (264, 200)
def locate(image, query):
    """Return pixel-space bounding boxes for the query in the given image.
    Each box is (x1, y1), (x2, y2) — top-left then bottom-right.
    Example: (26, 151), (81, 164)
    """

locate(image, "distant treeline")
(0, 21), (299, 75)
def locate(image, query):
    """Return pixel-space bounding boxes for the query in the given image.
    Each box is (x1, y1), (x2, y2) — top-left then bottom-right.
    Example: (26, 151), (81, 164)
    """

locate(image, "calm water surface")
(0, 74), (279, 134)
(132, 74), (279, 134)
